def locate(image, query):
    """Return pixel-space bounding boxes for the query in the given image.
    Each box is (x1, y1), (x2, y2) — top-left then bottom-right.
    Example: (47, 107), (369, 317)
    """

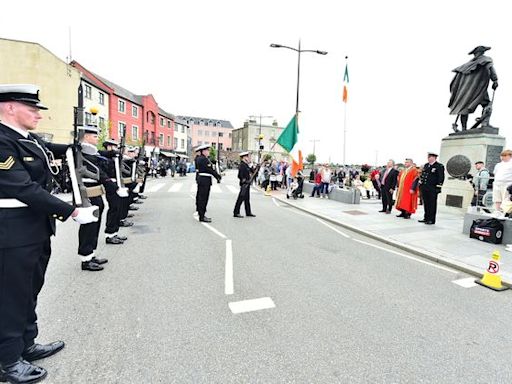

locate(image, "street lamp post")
(270, 41), (327, 115)
(249, 114), (273, 163)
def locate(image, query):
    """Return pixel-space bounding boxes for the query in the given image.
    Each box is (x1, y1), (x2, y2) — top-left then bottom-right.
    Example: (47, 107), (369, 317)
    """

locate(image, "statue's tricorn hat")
(468, 46), (491, 55)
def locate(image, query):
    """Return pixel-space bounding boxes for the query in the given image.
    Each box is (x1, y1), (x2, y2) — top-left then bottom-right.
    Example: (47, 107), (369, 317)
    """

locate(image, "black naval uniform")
(234, 160), (254, 216)
(78, 148), (117, 262)
(0, 124), (74, 367)
(195, 154), (221, 221)
(419, 161), (445, 224)
(98, 150), (123, 239)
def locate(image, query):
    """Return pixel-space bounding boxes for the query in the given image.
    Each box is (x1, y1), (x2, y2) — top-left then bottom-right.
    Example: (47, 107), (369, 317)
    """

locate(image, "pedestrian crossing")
(146, 181), (240, 194)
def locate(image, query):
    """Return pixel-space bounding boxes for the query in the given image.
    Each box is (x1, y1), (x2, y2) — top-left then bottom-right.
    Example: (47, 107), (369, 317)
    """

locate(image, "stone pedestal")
(438, 130), (506, 210)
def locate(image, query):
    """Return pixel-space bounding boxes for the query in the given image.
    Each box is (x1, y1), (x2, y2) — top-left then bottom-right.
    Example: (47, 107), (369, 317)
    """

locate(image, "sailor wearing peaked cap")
(0, 84), (48, 110)
(0, 84), (99, 383)
(79, 125), (99, 135)
(419, 152), (445, 225)
(194, 144), (221, 222)
(427, 151), (438, 158)
(102, 138), (119, 148)
(239, 151), (250, 157)
(233, 151), (256, 218)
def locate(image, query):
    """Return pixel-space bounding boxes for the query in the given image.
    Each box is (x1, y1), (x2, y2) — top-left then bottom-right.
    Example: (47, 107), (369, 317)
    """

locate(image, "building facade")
(232, 119), (286, 159)
(173, 117), (190, 156)
(81, 74), (110, 135)
(0, 38), (81, 143)
(177, 116), (233, 151)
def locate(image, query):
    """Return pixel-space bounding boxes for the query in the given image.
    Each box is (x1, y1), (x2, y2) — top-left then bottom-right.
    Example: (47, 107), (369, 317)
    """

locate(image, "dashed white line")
(146, 183), (166, 193)
(228, 297), (276, 314)
(272, 198), (280, 207)
(211, 184), (222, 193)
(316, 218), (350, 238)
(168, 183), (183, 192)
(226, 185), (239, 194)
(225, 240), (234, 295)
(201, 222), (227, 239)
(452, 277), (478, 288)
(351, 238), (457, 274)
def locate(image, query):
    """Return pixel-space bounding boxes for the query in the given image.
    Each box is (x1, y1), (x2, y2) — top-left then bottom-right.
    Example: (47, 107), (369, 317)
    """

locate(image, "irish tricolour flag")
(277, 114), (303, 177)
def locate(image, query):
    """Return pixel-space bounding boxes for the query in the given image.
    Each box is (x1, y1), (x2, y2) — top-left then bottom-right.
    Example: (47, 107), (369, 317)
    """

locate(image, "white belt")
(198, 173), (213, 177)
(0, 198), (28, 208)
(82, 178), (99, 183)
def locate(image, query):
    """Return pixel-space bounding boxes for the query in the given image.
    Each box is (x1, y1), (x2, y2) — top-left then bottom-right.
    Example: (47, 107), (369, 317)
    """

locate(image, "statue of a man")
(448, 46), (498, 132)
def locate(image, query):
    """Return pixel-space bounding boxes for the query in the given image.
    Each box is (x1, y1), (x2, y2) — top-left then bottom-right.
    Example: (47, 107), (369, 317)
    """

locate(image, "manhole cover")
(342, 210), (367, 215)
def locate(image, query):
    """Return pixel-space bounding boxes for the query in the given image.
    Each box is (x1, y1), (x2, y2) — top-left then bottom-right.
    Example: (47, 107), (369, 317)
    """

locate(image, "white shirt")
(493, 160), (512, 183)
(1, 121), (29, 138)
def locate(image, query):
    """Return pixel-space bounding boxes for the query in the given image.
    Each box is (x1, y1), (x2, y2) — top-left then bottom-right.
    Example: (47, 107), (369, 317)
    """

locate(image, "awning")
(160, 151), (176, 158)
(176, 154), (189, 159)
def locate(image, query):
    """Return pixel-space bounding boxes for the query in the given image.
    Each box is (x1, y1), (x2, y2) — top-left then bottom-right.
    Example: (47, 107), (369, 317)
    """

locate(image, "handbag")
(470, 218), (504, 244)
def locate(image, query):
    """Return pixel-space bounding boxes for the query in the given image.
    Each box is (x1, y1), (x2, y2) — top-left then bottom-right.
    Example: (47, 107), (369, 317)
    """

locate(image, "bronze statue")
(449, 46), (498, 132)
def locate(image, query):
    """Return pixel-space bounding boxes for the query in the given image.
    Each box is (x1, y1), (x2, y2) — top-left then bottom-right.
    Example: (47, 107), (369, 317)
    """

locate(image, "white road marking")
(452, 277), (478, 288)
(201, 222), (227, 239)
(228, 297), (275, 314)
(351, 238), (457, 274)
(211, 184), (222, 193)
(226, 185), (239, 194)
(272, 198), (280, 207)
(190, 184), (197, 192)
(225, 240), (234, 295)
(146, 183), (166, 193)
(168, 183), (183, 192)
(317, 218), (350, 238)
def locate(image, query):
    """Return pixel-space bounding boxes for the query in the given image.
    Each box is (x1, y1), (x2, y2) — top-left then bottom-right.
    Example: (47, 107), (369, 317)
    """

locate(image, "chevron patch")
(0, 156), (15, 170)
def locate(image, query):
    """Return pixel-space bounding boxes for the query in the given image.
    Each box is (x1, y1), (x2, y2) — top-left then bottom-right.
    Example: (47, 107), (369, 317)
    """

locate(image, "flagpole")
(343, 56), (348, 166)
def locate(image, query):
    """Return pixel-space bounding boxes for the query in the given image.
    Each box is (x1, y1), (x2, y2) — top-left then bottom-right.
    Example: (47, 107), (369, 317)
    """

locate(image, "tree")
(306, 153), (316, 165)
(209, 147), (217, 163)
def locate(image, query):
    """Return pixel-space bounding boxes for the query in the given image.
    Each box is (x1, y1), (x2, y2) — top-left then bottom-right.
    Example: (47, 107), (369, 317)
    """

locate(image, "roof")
(81, 72), (111, 94)
(91, 72), (143, 106)
(174, 117), (189, 127)
(158, 107), (175, 120)
(176, 115), (233, 129)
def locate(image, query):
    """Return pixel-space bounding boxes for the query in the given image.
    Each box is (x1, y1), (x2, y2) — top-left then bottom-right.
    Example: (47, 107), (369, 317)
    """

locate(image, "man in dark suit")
(233, 151), (256, 218)
(0, 84), (98, 383)
(419, 152), (445, 225)
(379, 159), (399, 214)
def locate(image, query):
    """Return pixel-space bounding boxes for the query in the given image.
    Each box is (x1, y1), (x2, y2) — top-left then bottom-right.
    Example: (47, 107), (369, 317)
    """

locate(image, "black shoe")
(138, 195), (148, 199)
(106, 237), (124, 245)
(246, 213), (256, 217)
(119, 220), (134, 227)
(128, 205), (139, 211)
(403, 214), (411, 219)
(418, 219), (427, 223)
(91, 256), (108, 265)
(424, 221), (435, 225)
(233, 214), (243, 218)
(134, 200), (144, 204)
(81, 261), (104, 271)
(127, 213), (135, 218)
(115, 235), (127, 241)
(0, 359), (47, 384)
(22, 341), (65, 362)
(396, 213), (405, 218)
(199, 217), (212, 223)
(385, 211), (391, 214)
(378, 210), (386, 213)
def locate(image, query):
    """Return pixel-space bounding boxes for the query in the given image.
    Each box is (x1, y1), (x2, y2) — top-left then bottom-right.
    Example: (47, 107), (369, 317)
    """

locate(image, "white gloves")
(72, 206), (99, 224)
(133, 184), (141, 193)
(116, 187), (129, 197)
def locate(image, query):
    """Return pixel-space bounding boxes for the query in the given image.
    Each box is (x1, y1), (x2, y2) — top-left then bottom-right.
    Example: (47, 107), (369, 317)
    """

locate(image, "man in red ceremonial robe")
(395, 158), (419, 219)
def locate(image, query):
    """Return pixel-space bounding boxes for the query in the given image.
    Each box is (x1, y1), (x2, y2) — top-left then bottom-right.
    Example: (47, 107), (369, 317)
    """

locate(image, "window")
(99, 117), (105, 129)
(174, 124), (178, 132)
(219, 143), (223, 150)
(209, 121), (213, 127)
(160, 117), (164, 126)
(204, 131), (210, 137)
(229, 133), (232, 138)
(148, 112), (155, 124)
(85, 84), (92, 99)
(205, 141), (209, 145)
(167, 136), (171, 147)
(118, 99), (126, 113)
(216, 122), (221, 127)
(168, 120), (171, 128)
(132, 125), (139, 140)
(99, 92), (105, 105)
(174, 137), (178, 149)
(132, 105), (138, 118)
(218, 132), (223, 137)
(212, 143), (216, 149)
(118, 122), (126, 138)
(211, 131), (216, 137)
(159, 133), (164, 145)
(180, 139), (185, 149)
(199, 120), (204, 125)
(181, 125), (185, 133)
(198, 140), (202, 145)
(85, 112), (92, 125)
(198, 130), (203, 136)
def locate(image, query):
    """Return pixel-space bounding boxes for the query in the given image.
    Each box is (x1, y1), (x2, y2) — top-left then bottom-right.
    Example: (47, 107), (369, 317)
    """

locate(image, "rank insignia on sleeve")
(0, 156), (15, 170)
(23, 156), (34, 162)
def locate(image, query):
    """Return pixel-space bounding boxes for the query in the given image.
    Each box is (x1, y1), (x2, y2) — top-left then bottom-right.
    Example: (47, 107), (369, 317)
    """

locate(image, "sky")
(1, 0), (511, 165)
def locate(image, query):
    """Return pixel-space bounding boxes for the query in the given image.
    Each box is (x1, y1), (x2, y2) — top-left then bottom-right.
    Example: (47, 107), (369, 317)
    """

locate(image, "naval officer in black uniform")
(233, 151), (256, 218)
(195, 144), (221, 222)
(0, 84), (98, 384)
(418, 152), (445, 225)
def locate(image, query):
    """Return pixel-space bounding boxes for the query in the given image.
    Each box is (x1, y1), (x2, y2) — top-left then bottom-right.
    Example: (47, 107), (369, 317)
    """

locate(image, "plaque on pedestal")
(438, 129), (506, 209)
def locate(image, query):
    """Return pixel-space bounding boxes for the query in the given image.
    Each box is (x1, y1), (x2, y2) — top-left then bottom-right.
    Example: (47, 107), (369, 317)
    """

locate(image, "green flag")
(276, 115), (298, 153)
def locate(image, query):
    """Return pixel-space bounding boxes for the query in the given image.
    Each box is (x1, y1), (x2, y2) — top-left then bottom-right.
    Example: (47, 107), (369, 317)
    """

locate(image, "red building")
(71, 61), (174, 150)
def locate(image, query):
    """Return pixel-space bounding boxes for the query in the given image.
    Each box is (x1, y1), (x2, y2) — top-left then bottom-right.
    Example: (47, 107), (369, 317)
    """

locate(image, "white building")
(81, 74), (109, 133)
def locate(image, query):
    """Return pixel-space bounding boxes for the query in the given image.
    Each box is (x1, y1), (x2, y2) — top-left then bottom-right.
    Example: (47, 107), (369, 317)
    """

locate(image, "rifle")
(114, 125), (127, 187)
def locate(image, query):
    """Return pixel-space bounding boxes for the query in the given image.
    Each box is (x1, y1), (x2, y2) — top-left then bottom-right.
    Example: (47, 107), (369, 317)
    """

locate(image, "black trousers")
(381, 187), (394, 212)
(421, 185), (438, 223)
(196, 183), (211, 218)
(0, 239), (51, 365)
(78, 196), (104, 257)
(105, 192), (121, 235)
(234, 185), (252, 215)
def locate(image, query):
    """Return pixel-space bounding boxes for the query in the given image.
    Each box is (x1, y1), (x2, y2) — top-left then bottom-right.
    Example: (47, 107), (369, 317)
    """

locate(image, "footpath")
(268, 185), (512, 286)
